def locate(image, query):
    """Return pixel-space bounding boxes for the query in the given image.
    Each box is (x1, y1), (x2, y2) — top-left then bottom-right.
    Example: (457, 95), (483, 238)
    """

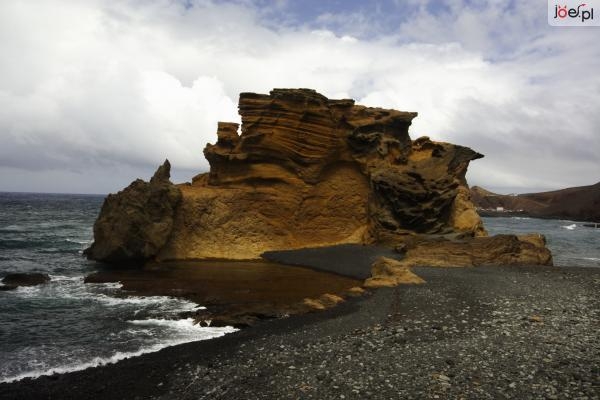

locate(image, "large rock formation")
(87, 89), (548, 264)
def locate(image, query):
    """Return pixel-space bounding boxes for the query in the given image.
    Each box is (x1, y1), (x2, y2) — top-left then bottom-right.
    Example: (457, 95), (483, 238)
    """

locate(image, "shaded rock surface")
(471, 182), (600, 222)
(85, 160), (182, 263)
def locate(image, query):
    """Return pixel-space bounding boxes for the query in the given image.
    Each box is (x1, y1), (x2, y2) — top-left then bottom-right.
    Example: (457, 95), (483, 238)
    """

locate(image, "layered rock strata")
(87, 89), (550, 264)
(390, 233), (553, 268)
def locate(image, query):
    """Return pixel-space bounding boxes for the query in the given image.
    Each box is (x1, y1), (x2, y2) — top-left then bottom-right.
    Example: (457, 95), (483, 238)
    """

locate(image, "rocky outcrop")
(87, 88), (548, 263)
(141, 89), (486, 261)
(389, 233), (553, 268)
(1, 273), (50, 290)
(364, 257), (425, 288)
(471, 183), (600, 222)
(85, 160), (182, 263)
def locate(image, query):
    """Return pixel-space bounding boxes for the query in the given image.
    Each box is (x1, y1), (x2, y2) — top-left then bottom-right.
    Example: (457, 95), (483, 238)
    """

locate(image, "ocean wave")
(128, 317), (217, 330)
(13, 285), (41, 295)
(100, 282), (123, 289)
(65, 238), (92, 245)
(8, 275), (198, 314)
(583, 257), (600, 262)
(93, 293), (189, 307)
(0, 225), (25, 231)
(0, 322), (236, 383)
(48, 274), (84, 282)
(561, 224), (577, 230)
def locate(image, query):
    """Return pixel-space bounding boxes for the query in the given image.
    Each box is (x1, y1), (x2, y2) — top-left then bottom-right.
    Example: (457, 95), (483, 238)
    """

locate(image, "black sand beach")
(1, 259), (598, 400)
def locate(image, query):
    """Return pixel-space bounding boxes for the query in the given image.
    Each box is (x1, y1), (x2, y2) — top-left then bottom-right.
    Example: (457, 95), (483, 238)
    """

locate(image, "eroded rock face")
(154, 89), (486, 260)
(88, 89), (495, 262)
(85, 160), (182, 263)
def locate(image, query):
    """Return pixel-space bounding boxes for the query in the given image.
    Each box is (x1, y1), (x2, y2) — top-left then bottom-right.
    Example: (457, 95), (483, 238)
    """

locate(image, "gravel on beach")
(2, 264), (598, 400)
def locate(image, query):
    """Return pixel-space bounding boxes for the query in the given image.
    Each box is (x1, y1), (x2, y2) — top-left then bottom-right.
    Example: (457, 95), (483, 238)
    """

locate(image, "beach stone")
(364, 257), (425, 288)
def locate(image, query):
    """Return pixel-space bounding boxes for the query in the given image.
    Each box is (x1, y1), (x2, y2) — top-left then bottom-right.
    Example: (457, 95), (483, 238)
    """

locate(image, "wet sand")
(86, 260), (361, 309)
(85, 259), (362, 325)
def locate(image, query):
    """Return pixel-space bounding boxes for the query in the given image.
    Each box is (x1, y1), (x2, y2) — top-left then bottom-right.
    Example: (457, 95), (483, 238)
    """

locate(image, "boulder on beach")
(364, 257), (426, 288)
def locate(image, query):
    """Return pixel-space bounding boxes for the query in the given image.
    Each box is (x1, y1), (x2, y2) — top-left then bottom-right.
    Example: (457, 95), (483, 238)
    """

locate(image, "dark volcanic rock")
(2, 273), (50, 288)
(85, 160), (182, 263)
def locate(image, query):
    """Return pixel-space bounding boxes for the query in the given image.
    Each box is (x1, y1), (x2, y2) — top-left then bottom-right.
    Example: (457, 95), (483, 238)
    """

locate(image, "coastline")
(1, 264), (598, 399)
(478, 211), (600, 224)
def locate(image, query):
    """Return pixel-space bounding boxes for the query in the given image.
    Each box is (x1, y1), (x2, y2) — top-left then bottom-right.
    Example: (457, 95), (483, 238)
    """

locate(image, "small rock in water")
(2, 273), (50, 287)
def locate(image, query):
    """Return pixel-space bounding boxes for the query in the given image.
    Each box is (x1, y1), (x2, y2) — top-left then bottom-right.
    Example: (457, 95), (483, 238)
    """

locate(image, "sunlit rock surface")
(87, 89), (550, 264)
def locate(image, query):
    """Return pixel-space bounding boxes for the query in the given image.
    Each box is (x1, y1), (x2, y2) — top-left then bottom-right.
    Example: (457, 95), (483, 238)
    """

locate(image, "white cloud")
(0, 0), (598, 194)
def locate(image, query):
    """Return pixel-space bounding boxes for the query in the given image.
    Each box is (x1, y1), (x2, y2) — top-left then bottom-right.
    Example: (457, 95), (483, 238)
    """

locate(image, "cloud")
(0, 0), (598, 194)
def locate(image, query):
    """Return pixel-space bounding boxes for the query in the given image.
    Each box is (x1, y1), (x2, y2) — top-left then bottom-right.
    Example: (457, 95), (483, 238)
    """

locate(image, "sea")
(0, 192), (236, 384)
(0, 192), (598, 383)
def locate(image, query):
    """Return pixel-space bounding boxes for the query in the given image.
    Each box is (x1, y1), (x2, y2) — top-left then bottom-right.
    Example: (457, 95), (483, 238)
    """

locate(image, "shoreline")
(479, 211), (600, 224)
(1, 264), (598, 399)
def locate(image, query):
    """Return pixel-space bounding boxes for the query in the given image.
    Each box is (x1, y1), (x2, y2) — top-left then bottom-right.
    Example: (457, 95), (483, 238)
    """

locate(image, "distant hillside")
(471, 182), (600, 222)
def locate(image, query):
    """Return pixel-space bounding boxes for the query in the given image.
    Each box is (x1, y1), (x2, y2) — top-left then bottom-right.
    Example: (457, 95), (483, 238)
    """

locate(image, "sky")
(0, 0), (598, 195)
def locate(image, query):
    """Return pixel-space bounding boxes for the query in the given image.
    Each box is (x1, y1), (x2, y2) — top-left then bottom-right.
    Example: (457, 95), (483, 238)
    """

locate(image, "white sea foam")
(0, 321), (236, 383)
(583, 257), (600, 262)
(98, 281), (123, 289)
(48, 274), (84, 282)
(65, 238), (92, 245)
(92, 293), (198, 312)
(128, 317), (219, 330)
(13, 285), (41, 295)
(13, 276), (196, 314)
(561, 224), (577, 230)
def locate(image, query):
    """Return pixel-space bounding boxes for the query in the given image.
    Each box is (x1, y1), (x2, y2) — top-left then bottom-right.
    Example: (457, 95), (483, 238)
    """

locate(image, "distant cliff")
(85, 88), (551, 266)
(471, 183), (600, 222)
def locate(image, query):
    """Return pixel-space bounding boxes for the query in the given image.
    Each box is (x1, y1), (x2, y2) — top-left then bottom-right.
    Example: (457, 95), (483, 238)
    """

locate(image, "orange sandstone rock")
(363, 257), (426, 288)
(86, 89), (496, 263)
